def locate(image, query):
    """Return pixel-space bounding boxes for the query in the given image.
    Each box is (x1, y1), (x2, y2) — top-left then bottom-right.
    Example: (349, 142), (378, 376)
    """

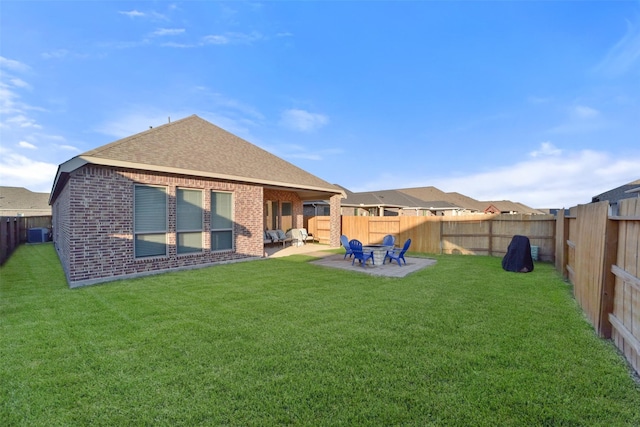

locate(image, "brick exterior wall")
(329, 194), (342, 247)
(52, 165), (264, 287)
(52, 178), (71, 280)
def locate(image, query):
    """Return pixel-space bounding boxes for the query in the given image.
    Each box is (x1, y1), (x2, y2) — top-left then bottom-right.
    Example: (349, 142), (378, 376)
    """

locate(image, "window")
(134, 185), (167, 258)
(177, 188), (203, 254)
(211, 191), (233, 251)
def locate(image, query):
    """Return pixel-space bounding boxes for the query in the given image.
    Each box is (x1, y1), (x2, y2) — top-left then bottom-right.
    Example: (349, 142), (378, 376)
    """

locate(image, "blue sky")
(1, 1), (639, 208)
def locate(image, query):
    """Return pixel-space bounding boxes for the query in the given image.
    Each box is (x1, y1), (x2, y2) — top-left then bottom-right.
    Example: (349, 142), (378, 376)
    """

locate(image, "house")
(50, 115), (344, 287)
(309, 185), (541, 217)
(337, 186), (461, 216)
(592, 179), (640, 215)
(0, 186), (51, 216)
(479, 200), (545, 215)
(398, 187), (544, 215)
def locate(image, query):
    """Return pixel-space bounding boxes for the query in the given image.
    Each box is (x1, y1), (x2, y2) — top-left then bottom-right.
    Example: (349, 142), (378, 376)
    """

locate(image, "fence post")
(555, 209), (569, 279)
(598, 217), (619, 338)
(488, 218), (493, 257)
(9, 218), (17, 256)
(0, 218), (7, 264)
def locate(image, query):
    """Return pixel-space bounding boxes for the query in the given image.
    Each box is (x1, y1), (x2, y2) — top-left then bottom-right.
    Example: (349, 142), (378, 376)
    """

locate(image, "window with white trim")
(177, 188), (203, 254)
(211, 191), (233, 251)
(134, 185), (167, 258)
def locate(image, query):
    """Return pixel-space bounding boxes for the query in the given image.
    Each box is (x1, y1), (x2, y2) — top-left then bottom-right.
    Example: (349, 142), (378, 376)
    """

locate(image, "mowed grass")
(1, 244), (639, 426)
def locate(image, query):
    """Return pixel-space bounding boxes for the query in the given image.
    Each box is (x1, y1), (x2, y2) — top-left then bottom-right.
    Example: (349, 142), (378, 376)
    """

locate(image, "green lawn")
(1, 243), (639, 426)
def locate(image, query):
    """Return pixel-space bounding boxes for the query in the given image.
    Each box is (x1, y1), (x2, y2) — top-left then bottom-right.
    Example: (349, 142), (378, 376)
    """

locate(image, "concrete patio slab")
(263, 243), (436, 277)
(310, 254), (437, 278)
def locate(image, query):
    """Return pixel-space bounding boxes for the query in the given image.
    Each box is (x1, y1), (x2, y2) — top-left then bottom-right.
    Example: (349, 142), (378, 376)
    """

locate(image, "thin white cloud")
(529, 141), (562, 158)
(95, 112), (174, 138)
(160, 42), (195, 48)
(0, 86), (21, 115)
(151, 28), (185, 37)
(18, 141), (37, 149)
(6, 115), (42, 129)
(119, 10), (145, 18)
(9, 78), (31, 89)
(280, 109), (329, 132)
(206, 91), (265, 121)
(41, 49), (69, 59)
(0, 56), (31, 73)
(428, 145), (640, 208)
(58, 145), (80, 151)
(0, 149), (58, 192)
(202, 32), (263, 45)
(594, 18), (640, 77)
(548, 104), (606, 134)
(274, 143), (343, 161)
(572, 105), (599, 119)
(527, 96), (551, 105)
(33, 133), (66, 142)
(118, 9), (168, 21)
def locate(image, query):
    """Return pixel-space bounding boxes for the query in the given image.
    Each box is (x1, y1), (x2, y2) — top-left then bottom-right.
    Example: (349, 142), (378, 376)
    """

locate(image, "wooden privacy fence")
(309, 214), (556, 261)
(556, 199), (640, 375)
(0, 216), (52, 266)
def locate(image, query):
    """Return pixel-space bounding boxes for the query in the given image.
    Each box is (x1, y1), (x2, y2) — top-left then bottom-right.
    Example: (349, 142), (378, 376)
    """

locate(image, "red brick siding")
(52, 178), (71, 279)
(329, 194), (341, 247)
(53, 165), (263, 287)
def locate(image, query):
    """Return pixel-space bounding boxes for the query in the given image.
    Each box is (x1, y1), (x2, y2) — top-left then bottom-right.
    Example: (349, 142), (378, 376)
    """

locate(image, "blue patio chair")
(341, 235), (354, 259)
(384, 238), (411, 266)
(382, 234), (395, 247)
(349, 239), (374, 267)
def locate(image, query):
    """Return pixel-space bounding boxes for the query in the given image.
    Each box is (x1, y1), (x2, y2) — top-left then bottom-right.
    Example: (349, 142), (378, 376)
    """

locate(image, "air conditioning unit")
(28, 227), (49, 243)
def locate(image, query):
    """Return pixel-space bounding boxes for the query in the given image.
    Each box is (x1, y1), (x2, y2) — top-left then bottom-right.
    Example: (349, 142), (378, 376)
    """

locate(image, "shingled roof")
(0, 186), (51, 216)
(592, 179), (640, 204)
(51, 115), (344, 202)
(397, 186), (542, 214)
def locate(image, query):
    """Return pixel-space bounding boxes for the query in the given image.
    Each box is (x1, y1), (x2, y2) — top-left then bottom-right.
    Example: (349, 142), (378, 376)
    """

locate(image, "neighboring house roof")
(397, 186), (542, 214)
(480, 200), (545, 215)
(397, 187), (481, 212)
(51, 115), (344, 203)
(592, 179), (640, 204)
(336, 185), (459, 211)
(0, 186), (51, 216)
(396, 186), (449, 203)
(443, 192), (485, 212)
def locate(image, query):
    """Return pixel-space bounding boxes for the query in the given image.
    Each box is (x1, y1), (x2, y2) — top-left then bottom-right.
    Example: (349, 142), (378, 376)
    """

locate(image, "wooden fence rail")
(0, 216), (52, 266)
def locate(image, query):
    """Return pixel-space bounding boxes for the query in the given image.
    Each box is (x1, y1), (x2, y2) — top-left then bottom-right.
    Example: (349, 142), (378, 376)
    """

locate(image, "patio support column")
(329, 194), (342, 247)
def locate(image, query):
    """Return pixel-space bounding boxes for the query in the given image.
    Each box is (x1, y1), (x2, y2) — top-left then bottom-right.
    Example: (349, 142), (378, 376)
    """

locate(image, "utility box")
(28, 228), (49, 243)
(531, 245), (539, 261)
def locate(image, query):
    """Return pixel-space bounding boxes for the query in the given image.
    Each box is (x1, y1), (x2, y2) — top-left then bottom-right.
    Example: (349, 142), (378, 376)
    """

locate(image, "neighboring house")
(480, 200), (545, 215)
(305, 186), (461, 217)
(50, 115), (344, 287)
(592, 179), (640, 215)
(398, 186), (483, 214)
(313, 185), (541, 217)
(336, 186), (459, 216)
(0, 186), (51, 216)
